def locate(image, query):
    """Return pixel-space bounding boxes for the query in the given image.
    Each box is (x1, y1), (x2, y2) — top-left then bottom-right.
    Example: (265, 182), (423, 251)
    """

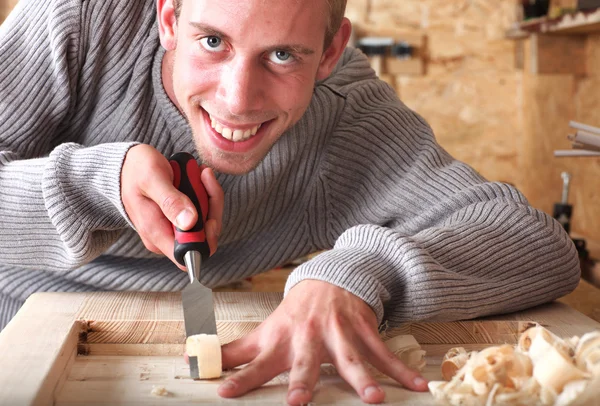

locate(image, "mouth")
(210, 116), (262, 142)
(199, 108), (273, 154)
(202, 108), (270, 141)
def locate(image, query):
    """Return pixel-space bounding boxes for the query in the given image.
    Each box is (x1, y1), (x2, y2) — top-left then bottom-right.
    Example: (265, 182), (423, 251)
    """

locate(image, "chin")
(210, 158), (261, 175)
(193, 143), (265, 175)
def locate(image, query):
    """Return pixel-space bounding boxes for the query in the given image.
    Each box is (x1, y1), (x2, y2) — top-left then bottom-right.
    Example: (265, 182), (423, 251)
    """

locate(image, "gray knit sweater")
(0, 0), (580, 330)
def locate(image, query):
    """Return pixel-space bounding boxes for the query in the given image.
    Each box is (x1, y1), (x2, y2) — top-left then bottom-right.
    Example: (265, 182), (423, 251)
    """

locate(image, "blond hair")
(171, 0), (347, 49)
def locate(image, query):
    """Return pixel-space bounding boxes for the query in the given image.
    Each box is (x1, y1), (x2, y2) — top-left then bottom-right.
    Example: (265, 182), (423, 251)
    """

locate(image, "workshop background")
(1, 0), (599, 318)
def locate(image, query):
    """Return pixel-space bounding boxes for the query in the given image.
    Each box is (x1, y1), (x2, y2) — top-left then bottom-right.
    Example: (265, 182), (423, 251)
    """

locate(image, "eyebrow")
(189, 22), (232, 42)
(189, 22), (315, 56)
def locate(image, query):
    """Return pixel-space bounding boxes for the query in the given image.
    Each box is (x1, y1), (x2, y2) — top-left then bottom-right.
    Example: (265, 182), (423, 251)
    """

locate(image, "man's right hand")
(121, 144), (223, 269)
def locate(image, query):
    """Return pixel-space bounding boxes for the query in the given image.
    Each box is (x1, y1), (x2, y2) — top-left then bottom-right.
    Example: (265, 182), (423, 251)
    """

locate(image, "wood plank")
(381, 321), (528, 345)
(75, 292), (598, 348)
(2, 291), (600, 405)
(512, 8), (600, 35)
(55, 355), (443, 405)
(524, 34), (587, 75)
(75, 292), (282, 349)
(559, 279), (600, 323)
(0, 293), (88, 406)
(56, 292), (600, 405)
(488, 301), (599, 337)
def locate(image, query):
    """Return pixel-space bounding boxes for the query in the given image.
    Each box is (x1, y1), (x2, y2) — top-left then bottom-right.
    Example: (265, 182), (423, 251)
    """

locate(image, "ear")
(157, 0), (178, 50)
(316, 18), (352, 81)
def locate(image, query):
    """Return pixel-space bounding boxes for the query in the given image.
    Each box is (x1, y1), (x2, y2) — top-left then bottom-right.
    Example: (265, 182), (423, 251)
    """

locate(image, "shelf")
(506, 8), (600, 38)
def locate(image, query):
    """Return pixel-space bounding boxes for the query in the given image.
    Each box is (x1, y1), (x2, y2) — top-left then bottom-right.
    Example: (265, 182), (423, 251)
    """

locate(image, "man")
(0, 0), (580, 404)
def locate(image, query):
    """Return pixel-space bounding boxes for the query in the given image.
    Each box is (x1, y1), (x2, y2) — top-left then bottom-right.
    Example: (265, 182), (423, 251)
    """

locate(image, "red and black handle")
(169, 152), (210, 266)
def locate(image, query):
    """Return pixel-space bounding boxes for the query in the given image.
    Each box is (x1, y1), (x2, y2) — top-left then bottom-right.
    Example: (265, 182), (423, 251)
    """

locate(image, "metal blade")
(182, 281), (216, 380)
(182, 250), (217, 379)
(182, 280), (217, 337)
(185, 250), (201, 283)
(188, 356), (199, 380)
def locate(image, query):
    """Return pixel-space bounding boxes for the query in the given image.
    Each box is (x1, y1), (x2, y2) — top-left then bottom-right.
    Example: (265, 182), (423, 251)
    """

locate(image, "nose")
(217, 57), (264, 116)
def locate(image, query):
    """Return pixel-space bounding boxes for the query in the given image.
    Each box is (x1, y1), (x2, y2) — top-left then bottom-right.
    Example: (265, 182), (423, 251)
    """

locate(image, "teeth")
(221, 127), (233, 141)
(208, 114), (262, 142)
(232, 129), (245, 142)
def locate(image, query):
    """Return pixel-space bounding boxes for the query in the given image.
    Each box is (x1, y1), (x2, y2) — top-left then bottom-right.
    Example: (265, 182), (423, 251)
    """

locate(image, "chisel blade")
(182, 279), (217, 337)
(183, 279), (217, 380)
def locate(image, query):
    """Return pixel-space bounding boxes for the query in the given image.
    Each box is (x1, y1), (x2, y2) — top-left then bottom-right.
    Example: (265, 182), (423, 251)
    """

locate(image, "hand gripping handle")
(169, 152), (210, 266)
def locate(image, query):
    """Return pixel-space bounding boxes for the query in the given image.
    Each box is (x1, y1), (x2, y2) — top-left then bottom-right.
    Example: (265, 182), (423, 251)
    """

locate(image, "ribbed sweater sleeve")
(0, 0), (135, 270)
(285, 55), (581, 324)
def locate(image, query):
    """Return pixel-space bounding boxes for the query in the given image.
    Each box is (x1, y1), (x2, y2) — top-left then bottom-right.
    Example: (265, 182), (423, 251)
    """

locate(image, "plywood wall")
(565, 34), (600, 244)
(348, 0), (600, 251)
(348, 0), (523, 185)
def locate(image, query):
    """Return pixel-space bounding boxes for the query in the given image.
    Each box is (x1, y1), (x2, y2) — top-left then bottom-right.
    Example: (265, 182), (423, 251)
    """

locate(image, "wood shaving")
(150, 385), (170, 397)
(321, 334), (426, 378)
(429, 325), (599, 405)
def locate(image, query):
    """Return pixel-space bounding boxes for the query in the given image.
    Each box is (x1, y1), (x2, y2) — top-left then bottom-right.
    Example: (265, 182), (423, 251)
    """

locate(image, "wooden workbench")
(0, 291), (599, 405)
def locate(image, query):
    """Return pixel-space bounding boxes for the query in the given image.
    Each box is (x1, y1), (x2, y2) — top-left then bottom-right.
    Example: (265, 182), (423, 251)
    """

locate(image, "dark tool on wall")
(392, 41), (413, 60)
(169, 152), (217, 379)
(521, 0), (550, 19)
(553, 172), (572, 234)
(356, 36), (394, 77)
(552, 171), (589, 260)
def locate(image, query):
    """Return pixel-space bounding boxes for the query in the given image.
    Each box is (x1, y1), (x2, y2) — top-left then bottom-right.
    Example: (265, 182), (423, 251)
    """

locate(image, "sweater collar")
(152, 46), (195, 148)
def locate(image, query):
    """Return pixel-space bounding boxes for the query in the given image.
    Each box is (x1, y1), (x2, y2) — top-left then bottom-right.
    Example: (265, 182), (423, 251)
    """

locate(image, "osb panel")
(518, 74), (600, 248)
(518, 75), (575, 215)
(525, 34), (587, 75)
(345, 0), (369, 25)
(571, 77), (600, 244)
(586, 33), (600, 74)
(368, 0), (519, 35)
(367, 0), (519, 73)
(426, 34), (515, 75)
(397, 73), (521, 184)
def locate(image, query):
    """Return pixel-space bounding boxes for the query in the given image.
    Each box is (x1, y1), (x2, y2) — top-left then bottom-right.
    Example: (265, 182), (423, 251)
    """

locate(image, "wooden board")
(523, 34), (587, 75)
(0, 292), (599, 405)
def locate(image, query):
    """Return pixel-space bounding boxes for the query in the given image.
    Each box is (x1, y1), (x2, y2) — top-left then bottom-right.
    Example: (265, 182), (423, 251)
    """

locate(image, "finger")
(218, 351), (284, 398)
(200, 166), (224, 236)
(140, 169), (198, 231)
(205, 219), (218, 256)
(331, 344), (385, 404)
(145, 213), (180, 266)
(139, 235), (161, 255)
(131, 196), (175, 252)
(363, 331), (429, 392)
(287, 340), (322, 405)
(221, 335), (260, 370)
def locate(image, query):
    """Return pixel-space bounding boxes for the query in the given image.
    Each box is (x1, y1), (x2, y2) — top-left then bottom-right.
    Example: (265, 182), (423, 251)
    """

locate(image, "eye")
(268, 50), (295, 65)
(199, 36), (226, 52)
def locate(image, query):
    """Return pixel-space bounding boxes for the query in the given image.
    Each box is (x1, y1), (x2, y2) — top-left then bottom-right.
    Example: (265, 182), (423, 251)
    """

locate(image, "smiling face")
(157, 0), (350, 175)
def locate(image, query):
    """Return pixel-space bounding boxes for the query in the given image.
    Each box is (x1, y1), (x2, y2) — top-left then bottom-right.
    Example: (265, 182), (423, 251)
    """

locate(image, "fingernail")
(176, 209), (194, 229)
(413, 376), (427, 387)
(364, 385), (381, 398)
(220, 380), (236, 391)
(289, 388), (308, 399)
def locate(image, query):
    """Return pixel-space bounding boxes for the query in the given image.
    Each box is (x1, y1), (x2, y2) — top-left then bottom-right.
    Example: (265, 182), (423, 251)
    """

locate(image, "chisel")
(169, 152), (217, 379)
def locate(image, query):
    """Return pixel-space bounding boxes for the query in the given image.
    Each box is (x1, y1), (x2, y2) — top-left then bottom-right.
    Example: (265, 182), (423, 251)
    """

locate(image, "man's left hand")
(217, 280), (429, 405)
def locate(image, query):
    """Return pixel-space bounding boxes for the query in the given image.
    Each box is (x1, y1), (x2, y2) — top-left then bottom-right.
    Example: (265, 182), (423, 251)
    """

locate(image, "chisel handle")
(169, 152), (210, 266)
